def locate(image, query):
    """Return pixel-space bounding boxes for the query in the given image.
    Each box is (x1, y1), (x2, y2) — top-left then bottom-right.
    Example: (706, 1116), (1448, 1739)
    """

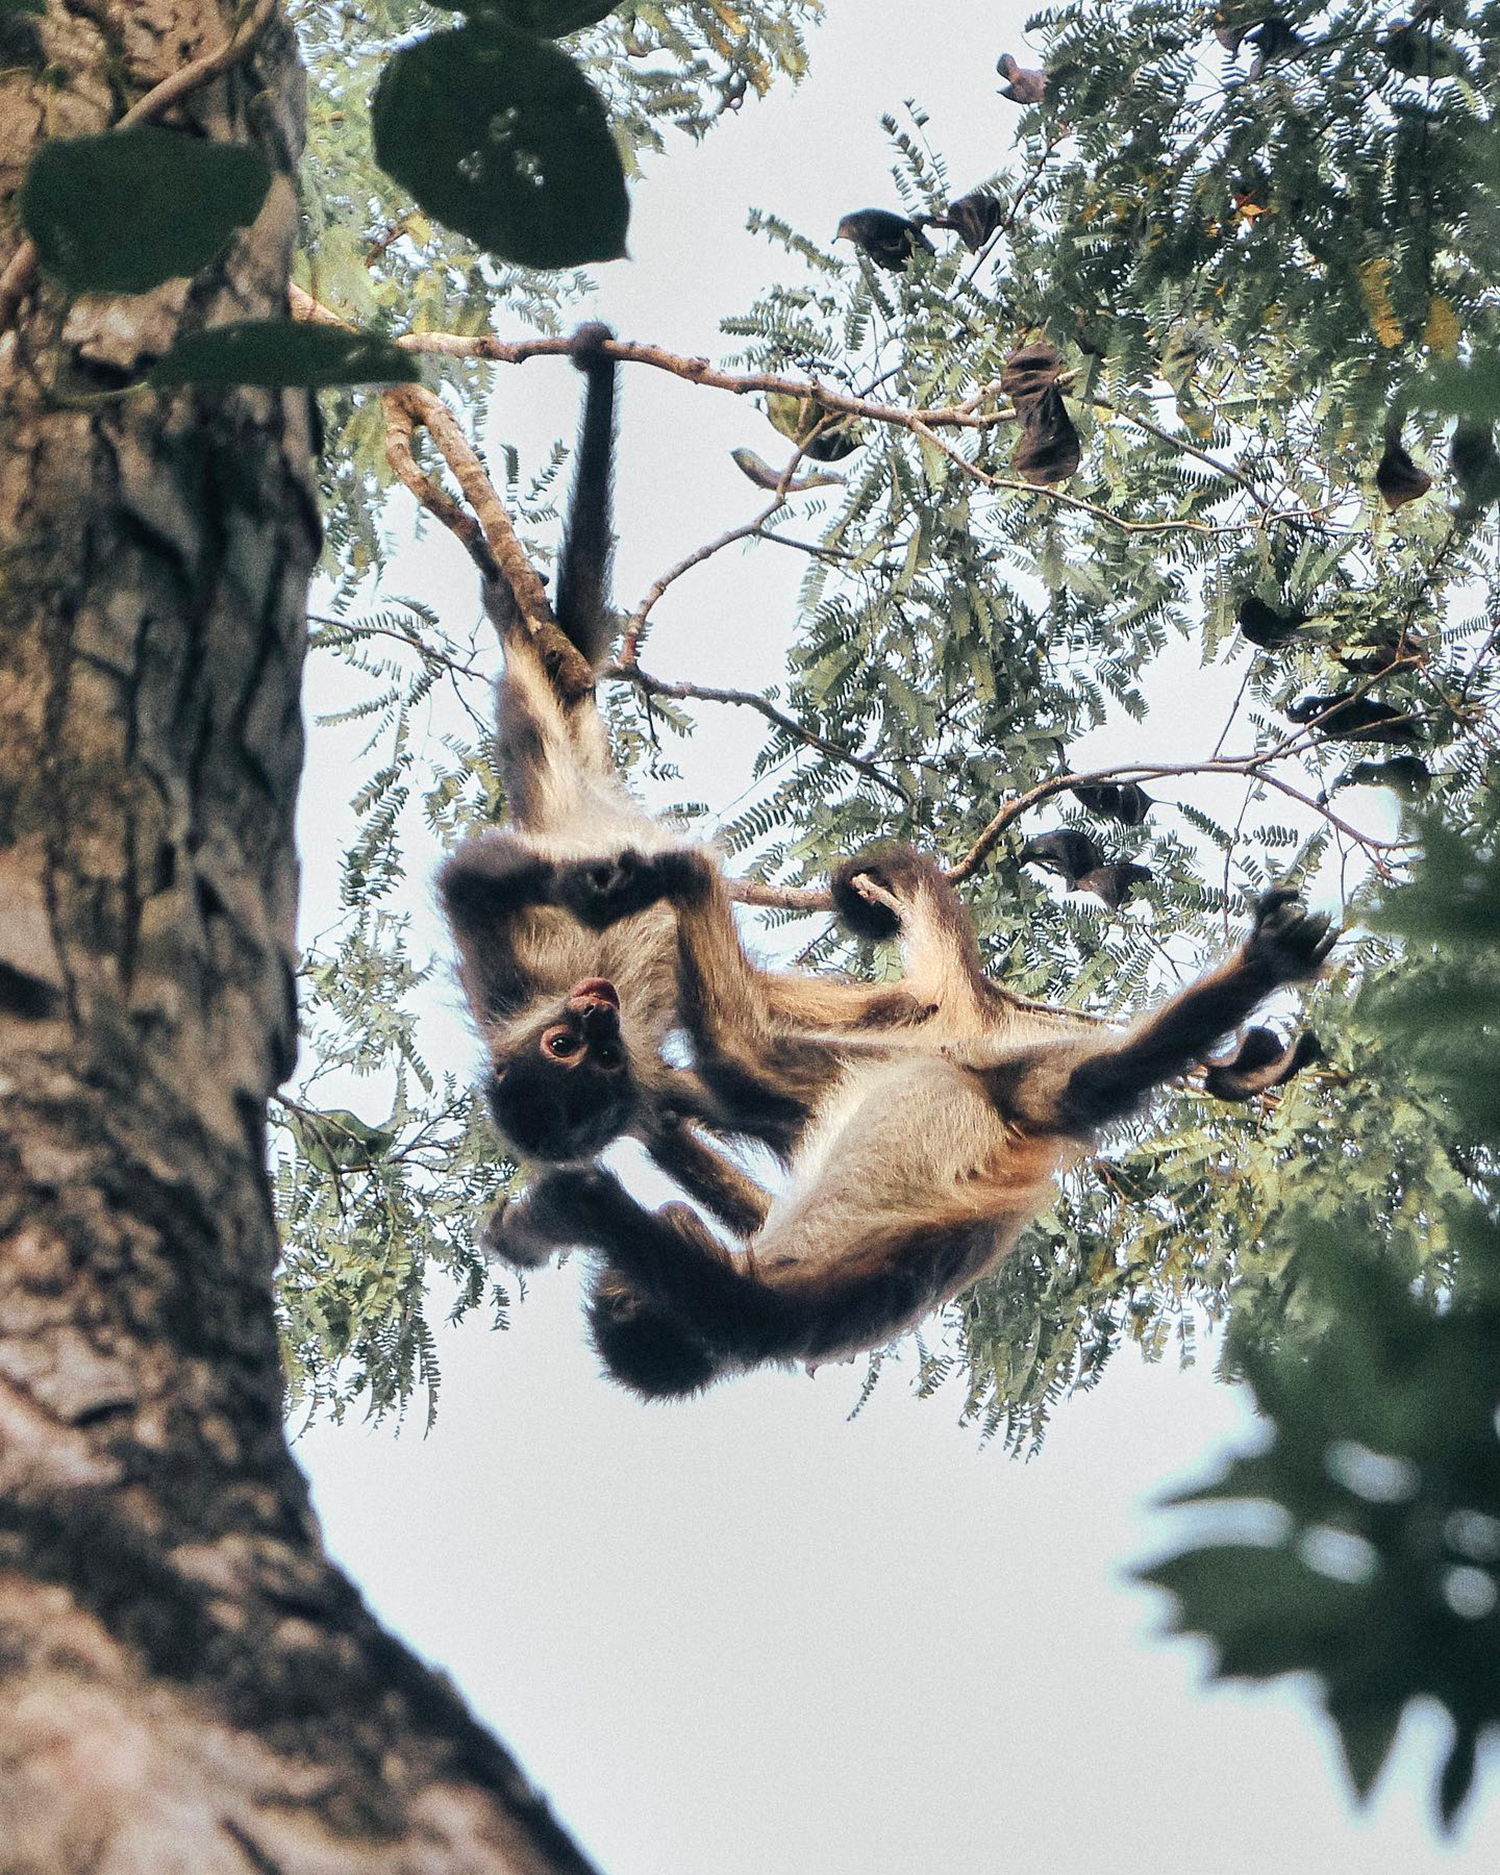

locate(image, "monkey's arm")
(1060, 891), (1334, 1128)
(830, 845), (985, 1007)
(636, 1102), (772, 1236)
(438, 831), (563, 1014)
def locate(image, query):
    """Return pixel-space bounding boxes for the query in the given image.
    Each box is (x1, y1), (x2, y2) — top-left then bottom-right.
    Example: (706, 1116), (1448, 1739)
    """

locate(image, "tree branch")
(288, 284), (1017, 433)
(608, 662), (909, 802)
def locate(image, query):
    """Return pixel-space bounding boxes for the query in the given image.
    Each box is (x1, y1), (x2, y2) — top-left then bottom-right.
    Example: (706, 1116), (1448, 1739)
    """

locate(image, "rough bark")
(0, 6), (596, 1870)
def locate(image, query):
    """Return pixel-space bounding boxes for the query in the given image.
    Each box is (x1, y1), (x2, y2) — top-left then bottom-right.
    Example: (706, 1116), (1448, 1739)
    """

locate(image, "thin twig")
(609, 663), (908, 802)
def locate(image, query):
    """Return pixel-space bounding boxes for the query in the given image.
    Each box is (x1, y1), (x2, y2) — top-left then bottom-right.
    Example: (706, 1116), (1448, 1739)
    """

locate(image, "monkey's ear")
(1204, 1027), (1322, 1101)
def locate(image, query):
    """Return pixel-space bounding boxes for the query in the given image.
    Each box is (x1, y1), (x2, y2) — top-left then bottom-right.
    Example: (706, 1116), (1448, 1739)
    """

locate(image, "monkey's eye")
(594, 1042), (623, 1071)
(541, 1026), (579, 1059)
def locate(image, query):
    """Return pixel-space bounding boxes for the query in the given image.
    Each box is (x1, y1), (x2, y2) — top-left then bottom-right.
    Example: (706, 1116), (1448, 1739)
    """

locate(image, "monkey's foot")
(1246, 888), (1337, 984)
(830, 845), (934, 941)
(480, 1193), (568, 1270)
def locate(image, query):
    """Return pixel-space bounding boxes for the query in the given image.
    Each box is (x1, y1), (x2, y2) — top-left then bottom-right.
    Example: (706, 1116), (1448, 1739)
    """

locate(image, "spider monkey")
(503, 847), (1335, 1398)
(440, 329), (1331, 1368)
(438, 329), (977, 1249)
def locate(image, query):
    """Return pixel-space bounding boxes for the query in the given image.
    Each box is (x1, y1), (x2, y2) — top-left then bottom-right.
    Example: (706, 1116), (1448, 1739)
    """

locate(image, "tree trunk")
(0, 6), (596, 1869)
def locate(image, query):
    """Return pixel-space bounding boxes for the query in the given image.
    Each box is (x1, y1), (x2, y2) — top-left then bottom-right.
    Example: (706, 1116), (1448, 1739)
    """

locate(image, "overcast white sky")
(294, 4), (1499, 1868)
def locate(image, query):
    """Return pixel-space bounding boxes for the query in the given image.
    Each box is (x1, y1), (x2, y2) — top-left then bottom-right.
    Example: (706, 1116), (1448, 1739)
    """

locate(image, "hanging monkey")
(437, 326), (775, 1244)
(500, 842), (1335, 1398)
(439, 331), (1046, 1247)
(442, 331), (1329, 1361)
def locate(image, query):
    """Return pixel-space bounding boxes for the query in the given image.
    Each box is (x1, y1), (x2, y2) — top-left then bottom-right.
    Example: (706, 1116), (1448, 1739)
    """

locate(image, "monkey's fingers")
(849, 870), (903, 914)
(480, 1198), (565, 1270)
(1248, 892), (1338, 980)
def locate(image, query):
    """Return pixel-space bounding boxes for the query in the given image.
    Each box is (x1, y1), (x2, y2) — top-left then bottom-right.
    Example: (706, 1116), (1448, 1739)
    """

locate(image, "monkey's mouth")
(569, 978), (619, 1010)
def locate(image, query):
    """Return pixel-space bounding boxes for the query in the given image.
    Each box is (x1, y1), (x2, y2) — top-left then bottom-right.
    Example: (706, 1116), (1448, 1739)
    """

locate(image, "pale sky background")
(294, 4), (1499, 1869)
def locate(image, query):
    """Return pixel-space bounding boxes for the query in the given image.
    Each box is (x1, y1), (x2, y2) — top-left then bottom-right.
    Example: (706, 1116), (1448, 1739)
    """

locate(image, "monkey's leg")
(537, 1168), (793, 1347)
(637, 1098), (772, 1236)
(1061, 890), (1334, 1128)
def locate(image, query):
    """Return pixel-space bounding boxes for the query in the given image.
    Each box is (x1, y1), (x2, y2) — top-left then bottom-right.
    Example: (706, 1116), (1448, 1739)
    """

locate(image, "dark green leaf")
(1140, 1542), (1374, 1680)
(430, 0), (618, 31)
(1439, 1726), (1479, 1827)
(19, 129), (271, 293)
(149, 321), (420, 389)
(371, 27), (628, 268)
(0, 0), (47, 14)
(1327, 1693), (1403, 1802)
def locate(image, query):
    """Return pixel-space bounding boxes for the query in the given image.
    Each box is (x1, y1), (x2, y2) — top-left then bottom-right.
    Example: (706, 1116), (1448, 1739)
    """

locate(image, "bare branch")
(288, 285), (1017, 433)
(608, 662), (908, 802)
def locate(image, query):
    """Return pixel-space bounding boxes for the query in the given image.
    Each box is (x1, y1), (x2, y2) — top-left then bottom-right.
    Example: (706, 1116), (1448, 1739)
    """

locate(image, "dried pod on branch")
(1021, 828), (1104, 885)
(833, 208), (933, 270)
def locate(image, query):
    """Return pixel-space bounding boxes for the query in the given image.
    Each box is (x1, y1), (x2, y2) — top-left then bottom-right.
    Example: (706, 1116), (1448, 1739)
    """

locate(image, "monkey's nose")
(571, 977), (619, 1008)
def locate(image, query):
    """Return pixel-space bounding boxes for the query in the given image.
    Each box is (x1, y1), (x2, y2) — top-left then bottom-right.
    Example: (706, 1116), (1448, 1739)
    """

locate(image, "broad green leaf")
(150, 321), (420, 389)
(20, 129), (271, 293)
(371, 27), (628, 268)
(431, 0), (619, 31)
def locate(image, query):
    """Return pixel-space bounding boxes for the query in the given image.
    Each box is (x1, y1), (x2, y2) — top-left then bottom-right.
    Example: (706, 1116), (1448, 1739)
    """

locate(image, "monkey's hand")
(439, 834), (559, 931)
(553, 847), (712, 929)
(830, 845), (936, 942)
(479, 1180), (578, 1270)
(1243, 888), (1337, 986)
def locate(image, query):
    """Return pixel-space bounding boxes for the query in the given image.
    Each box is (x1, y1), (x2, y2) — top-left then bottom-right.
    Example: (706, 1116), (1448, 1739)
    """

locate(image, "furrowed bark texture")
(0, 6), (596, 1871)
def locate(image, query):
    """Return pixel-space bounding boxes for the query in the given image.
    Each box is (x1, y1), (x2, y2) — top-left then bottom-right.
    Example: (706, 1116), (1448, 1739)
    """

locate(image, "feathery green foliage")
(1140, 808), (1500, 1827)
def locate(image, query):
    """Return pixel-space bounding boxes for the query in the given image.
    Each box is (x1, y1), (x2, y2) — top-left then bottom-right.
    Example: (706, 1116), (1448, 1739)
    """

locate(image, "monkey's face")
(488, 979), (637, 1161)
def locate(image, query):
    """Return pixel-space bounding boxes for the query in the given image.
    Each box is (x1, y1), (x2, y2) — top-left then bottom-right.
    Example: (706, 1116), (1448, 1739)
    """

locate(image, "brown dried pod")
(1012, 385), (1081, 486)
(1451, 420), (1500, 511)
(1077, 862), (1153, 910)
(1000, 340), (1062, 410)
(1021, 828), (1103, 885)
(997, 51), (1047, 103)
(924, 190), (1007, 252)
(1286, 693), (1422, 744)
(833, 208), (934, 271)
(1238, 595), (1305, 650)
(1375, 426), (1433, 510)
(1072, 781), (1153, 826)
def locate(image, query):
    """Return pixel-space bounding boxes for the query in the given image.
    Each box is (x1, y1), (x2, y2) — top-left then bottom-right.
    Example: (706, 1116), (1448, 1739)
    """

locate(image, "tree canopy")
(11, 0), (1494, 1831)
